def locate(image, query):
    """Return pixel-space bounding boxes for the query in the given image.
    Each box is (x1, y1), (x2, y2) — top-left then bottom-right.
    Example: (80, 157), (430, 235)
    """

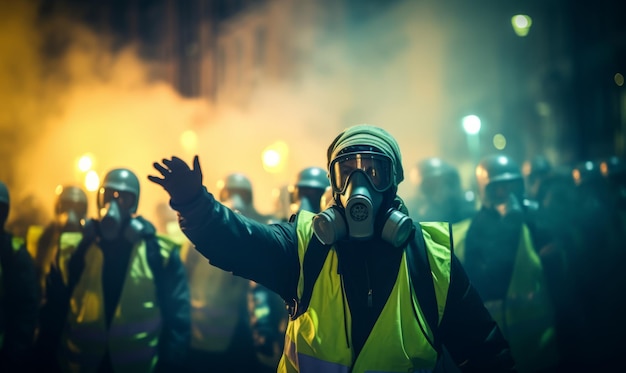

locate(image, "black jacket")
(36, 217), (191, 372)
(0, 231), (39, 372)
(173, 188), (516, 372)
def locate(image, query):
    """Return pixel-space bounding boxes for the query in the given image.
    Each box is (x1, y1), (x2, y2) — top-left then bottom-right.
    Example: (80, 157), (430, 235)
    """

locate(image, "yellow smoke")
(2, 0), (451, 230)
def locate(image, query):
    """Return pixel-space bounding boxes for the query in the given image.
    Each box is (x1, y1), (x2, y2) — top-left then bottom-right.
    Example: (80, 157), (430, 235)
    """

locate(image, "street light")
(511, 14), (532, 37)
(462, 115), (481, 135)
(462, 114), (482, 164)
(262, 140), (289, 174)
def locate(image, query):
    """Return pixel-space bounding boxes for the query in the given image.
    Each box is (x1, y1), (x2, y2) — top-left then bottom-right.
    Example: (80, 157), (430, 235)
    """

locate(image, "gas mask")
(99, 199), (127, 241)
(294, 187), (326, 214)
(57, 210), (83, 233)
(222, 193), (247, 213)
(494, 194), (522, 218)
(313, 151), (413, 247)
(56, 198), (87, 233)
(98, 188), (138, 242)
(485, 181), (525, 227)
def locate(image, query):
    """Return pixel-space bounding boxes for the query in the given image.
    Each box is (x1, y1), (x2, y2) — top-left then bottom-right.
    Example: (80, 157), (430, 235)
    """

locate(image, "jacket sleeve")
(439, 254), (517, 372)
(154, 246), (191, 372)
(171, 187), (300, 301)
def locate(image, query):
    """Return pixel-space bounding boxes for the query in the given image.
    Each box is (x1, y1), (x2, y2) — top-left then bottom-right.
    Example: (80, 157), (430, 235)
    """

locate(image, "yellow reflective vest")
(450, 217), (472, 263)
(482, 224), (559, 373)
(278, 211), (452, 373)
(455, 218), (559, 372)
(58, 234), (176, 373)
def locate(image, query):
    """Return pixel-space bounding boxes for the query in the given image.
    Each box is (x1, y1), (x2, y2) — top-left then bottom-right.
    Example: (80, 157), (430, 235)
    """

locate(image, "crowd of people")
(0, 123), (625, 372)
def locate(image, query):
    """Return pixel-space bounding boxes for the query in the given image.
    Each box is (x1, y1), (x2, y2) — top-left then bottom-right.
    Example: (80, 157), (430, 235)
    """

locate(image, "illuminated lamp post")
(462, 114), (482, 164)
(511, 14), (532, 37)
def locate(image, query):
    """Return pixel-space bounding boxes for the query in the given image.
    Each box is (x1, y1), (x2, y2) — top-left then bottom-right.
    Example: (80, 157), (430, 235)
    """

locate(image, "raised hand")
(148, 155), (203, 205)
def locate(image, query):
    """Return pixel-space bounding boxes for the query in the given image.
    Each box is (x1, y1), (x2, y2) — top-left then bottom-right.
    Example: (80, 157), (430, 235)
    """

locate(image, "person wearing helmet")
(182, 172), (275, 373)
(0, 181), (39, 372)
(522, 155), (552, 201)
(150, 124), (515, 372)
(410, 157), (475, 222)
(26, 185), (88, 303)
(218, 172), (275, 223)
(600, 155), (626, 208)
(409, 157), (477, 263)
(464, 154), (559, 372)
(569, 159), (626, 368)
(36, 168), (190, 373)
(291, 166), (330, 216)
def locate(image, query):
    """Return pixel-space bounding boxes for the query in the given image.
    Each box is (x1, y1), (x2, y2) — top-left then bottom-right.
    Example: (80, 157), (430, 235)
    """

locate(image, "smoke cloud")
(2, 0), (453, 229)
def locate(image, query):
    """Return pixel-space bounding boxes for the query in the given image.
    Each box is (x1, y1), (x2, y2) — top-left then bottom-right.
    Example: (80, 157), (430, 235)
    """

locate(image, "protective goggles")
(98, 188), (137, 211)
(329, 151), (394, 193)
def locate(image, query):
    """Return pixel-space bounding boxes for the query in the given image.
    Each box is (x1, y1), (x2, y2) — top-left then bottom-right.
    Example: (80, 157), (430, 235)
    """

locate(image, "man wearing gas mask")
(290, 166), (330, 216)
(182, 171), (276, 373)
(27, 185), (88, 303)
(409, 157), (477, 263)
(149, 124), (515, 372)
(463, 154), (559, 373)
(36, 168), (190, 373)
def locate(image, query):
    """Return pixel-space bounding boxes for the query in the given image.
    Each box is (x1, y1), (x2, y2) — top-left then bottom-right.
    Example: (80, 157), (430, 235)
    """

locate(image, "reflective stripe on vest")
(278, 211), (451, 373)
(59, 238), (163, 373)
(485, 224), (559, 373)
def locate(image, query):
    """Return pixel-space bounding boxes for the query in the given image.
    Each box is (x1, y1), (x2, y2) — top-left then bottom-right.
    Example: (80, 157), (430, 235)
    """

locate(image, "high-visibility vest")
(58, 235), (175, 373)
(279, 210), (451, 373)
(450, 217), (472, 263)
(483, 224), (559, 373)
(26, 225), (45, 260)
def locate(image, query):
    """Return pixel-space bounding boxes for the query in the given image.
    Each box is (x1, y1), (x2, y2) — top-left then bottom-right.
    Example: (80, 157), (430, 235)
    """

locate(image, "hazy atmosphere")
(1, 0), (623, 225)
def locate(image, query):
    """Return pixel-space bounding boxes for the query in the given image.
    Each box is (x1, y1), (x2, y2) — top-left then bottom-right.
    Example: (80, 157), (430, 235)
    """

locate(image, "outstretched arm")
(148, 156), (300, 301)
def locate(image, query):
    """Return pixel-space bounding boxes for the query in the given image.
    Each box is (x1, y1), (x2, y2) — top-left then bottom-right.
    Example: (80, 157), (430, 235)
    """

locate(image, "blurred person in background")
(5, 194), (48, 242)
(531, 165), (589, 370)
(288, 167), (329, 217)
(463, 154), (559, 373)
(600, 155), (626, 225)
(154, 201), (194, 262)
(566, 159), (626, 369)
(36, 168), (190, 373)
(0, 180), (39, 372)
(409, 157), (477, 263)
(149, 124), (516, 372)
(27, 185), (88, 304)
(182, 172), (275, 372)
(522, 155), (552, 202)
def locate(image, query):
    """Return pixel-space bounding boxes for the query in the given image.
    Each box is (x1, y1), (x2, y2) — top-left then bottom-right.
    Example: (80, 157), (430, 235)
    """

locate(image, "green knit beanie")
(327, 124), (404, 186)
